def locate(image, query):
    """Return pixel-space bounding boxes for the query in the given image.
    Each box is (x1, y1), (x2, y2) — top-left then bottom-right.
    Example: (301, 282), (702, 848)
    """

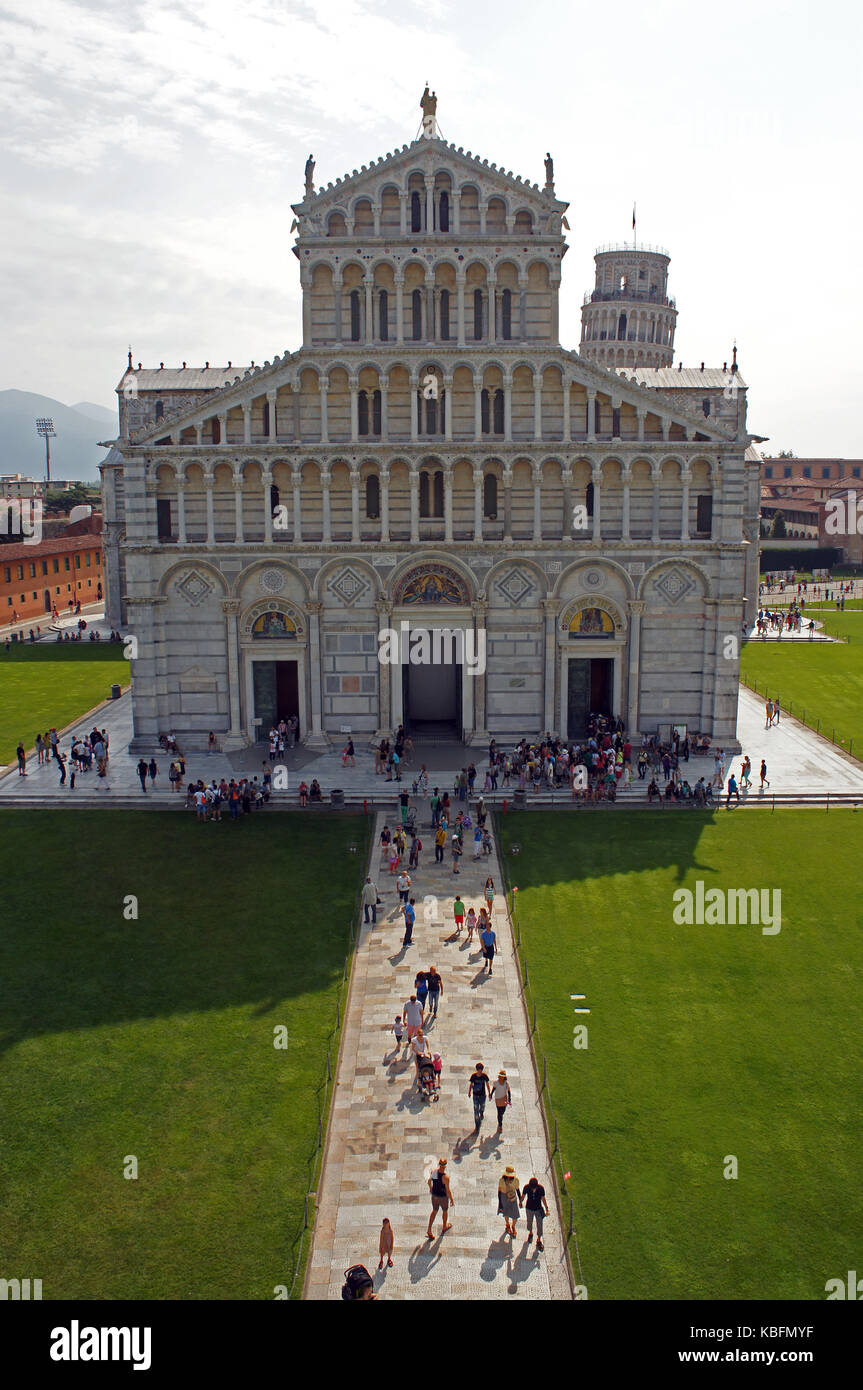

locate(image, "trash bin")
(111, 684), (122, 700)
(513, 788), (526, 807)
(330, 788), (345, 806)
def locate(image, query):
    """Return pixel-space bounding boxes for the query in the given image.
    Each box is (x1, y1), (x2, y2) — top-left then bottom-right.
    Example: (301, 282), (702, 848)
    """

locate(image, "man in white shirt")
(403, 996), (423, 1041)
(362, 876), (378, 924)
(396, 870), (411, 904)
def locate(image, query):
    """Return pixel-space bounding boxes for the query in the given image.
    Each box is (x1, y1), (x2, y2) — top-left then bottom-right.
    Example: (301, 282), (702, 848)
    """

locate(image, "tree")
(771, 511), (787, 539)
(776, 449), (796, 459)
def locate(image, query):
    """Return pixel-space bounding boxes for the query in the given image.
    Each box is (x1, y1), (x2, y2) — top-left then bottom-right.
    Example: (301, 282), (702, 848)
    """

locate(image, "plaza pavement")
(304, 809), (572, 1300)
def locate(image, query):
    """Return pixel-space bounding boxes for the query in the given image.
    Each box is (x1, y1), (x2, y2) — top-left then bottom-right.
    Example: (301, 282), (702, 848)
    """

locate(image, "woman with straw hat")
(498, 1164), (521, 1238)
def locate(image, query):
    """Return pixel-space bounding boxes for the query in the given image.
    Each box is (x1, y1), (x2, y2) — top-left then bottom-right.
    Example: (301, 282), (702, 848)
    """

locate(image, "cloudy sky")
(1, 0), (860, 454)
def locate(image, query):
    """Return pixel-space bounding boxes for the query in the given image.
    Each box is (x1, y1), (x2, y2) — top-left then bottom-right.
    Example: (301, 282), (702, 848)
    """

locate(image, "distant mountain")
(0, 390), (118, 483)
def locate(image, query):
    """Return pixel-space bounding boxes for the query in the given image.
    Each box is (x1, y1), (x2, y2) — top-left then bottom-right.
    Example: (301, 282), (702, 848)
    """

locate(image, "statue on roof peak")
(420, 85), (438, 138)
(304, 154), (315, 196)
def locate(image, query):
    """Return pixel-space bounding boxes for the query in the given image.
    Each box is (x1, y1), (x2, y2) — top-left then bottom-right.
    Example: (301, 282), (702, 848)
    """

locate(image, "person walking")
(492, 1070), (511, 1131)
(453, 895), (465, 935)
(427, 1158), (453, 1240)
(434, 824), (447, 864)
(765, 699), (773, 729)
(426, 966), (442, 1018)
(725, 773), (740, 807)
(773, 699), (781, 725)
(137, 758), (149, 793)
(451, 833), (462, 875)
(522, 1176), (550, 1252)
(16, 741), (27, 776)
(362, 876), (378, 924)
(740, 756), (752, 789)
(468, 1062), (491, 1130)
(497, 1165), (521, 1238)
(760, 759), (770, 789)
(414, 969), (429, 1019)
(403, 995), (423, 1042)
(484, 876), (495, 919)
(480, 919), (497, 975)
(148, 757), (158, 786)
(397, 869), (411, 905)
(378, 1218), (394, 1270)
(401, 896), (416, 947)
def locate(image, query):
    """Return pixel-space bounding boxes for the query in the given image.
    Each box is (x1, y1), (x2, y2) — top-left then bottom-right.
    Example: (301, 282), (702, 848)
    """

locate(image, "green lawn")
(0, 644), (129, 764)
(0, 810), (368, 1299)
(741, 613), (863, 753)
(498, 811), (863, 1300)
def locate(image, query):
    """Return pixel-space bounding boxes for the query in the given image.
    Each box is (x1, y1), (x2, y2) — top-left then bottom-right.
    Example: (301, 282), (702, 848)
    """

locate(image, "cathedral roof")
(115, 365), (249, 393)
(619, 366), (748, 391)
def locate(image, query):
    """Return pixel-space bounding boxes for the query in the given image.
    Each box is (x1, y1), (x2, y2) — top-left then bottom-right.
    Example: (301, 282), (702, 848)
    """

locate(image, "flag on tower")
(632, 203), (636, 230)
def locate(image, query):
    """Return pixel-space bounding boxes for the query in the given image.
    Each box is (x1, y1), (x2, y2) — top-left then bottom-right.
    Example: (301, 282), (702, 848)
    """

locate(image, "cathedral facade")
(101, 101), (761, 752)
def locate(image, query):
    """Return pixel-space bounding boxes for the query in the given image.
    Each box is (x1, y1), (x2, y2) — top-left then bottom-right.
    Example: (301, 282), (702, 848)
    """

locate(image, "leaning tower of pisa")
(579, 244), (678, 369)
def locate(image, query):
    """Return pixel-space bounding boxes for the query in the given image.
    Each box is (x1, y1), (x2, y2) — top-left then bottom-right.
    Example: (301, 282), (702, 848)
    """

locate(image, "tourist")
(391, 1015), (405, 1055)
(148, 757), (158, 786)
(362, 876), (378, 924)
(408, 832), (421, 869)
(498, 1165), (521, 1238)
(773, 699), (781, 725)
(35, 733), (45, 766)
(426, 966), (442, 1018)
(740, 756), (752, 789)
(430, 787), (441, 826)
(137, 758), (149, 793)
(426, 1158), (453, 1240)
(401, 896), (416, 947)
(468, 1062), (491, 1130)
(434, 824), (447, 864)
(726, 773), (740, 807)
(16, 741), (27, 776)
(492, 1070), (512, 1131)
(760, 760), (770, 789)
(57, 752), (67, 786)
(466, 906), (478, 941)
(451, 833), (462, 875)
(378, 1218), (394, 1270)
(342, 737), (355, 767)
(411, 1027), (430, 1075)
(298, 780), (309, 806)
(480, 919), (497, 975)
(765, 699), (773, 728)
(453, 895), (465, 934)
(522, 1176), (550, 1251)
(309, 778), (322, 801)
(194, 785), (207, 820)
(473, 824), (483, 859)
(403, 995), (423, 1041)
(397, 868), (411, 905)
(484, 876), (496, 919)
(414, 969), (429, 1018)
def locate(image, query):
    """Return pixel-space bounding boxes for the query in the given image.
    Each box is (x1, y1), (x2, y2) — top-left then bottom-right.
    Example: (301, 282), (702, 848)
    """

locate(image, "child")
(389, 842), (400, 875)
(378, 1218), (394, 1270)
(392, 1015), (405, 1053)
(482, 829), (493, 857)
(453, 896), (466, 934)
(466, 906), (477, 941)
(432, 1053), (442, 1092)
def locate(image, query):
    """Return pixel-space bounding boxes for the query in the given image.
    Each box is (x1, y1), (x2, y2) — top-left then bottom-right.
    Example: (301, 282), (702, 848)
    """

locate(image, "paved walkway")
(305, 810), (572, 1300)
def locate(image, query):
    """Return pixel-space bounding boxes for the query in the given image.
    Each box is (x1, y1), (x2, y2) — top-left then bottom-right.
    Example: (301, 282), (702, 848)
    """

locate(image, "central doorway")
(567, 657), (614, 736)
(401, 634), (463, 739)
(252, 659), (300, 737)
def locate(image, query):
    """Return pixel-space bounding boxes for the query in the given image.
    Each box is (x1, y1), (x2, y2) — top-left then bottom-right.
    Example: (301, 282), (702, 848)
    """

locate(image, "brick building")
(0, 519), (104, 625)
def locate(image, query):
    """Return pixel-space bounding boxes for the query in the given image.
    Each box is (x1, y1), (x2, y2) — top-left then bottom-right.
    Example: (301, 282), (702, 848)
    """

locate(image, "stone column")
(532, 464), (542, 541)
(205, 474), (215, 545)
(622, 464), (632, 540)
(474, 383), (483, 441)
(592, 463), (602, 542)
(519, 278), (528, 340)
(292, 467), (303, 543)
(637, 409), (646, 443)
(319, 381), (330, 444)
(321, 471), (332, 542)
(350, 467), (361, 542)
(334, 276), (343, 344)
(651, 461), (662, 541)
(563, 380), (571, 441)
(503, 374), (513, 442)
(374, 597), (394, 741)
(305, 601), (328, 747)
(379, 373), (389, 438)
(457, 276), (466, 347)
(380, 467), (390, 542)
(425, 177), (433, 232)
(586, 391), (596, 442)
(533, 374), (543, 441)
(410, 469), (419, 542)
(301, 272), (312, 345)
(221, 599), (244, 749)
(292, 386), (301, 441)
(625, 601), (644, 734)
(562, 466), (574, 543)
(176, 479), (187, 544)
(262, 471), (273, 543)
(349, 377), (359, 442)
(502, 466), (513, 541)
(550, 275), (560, 341)
(473, 469), (483, 541)
(410, 373), (419, 441)
(479, 200), (487, 234)
(680, 466), (691, 541)
(365, 274), (373, 344)
(268, 390), (277, 440)
(443, 374), (453, 442)
(218, 413), (228, 446)
(453, 190), (461, 234)
(443, 464), (454, 542)
(541, 599), (560, 736)
(243, 404), (252, 445)
(399, 191), (407, 234)
(395, 276), (404, 344)
(372, 203), (381, 237)
(232, 470), (244, 543)
(425, 279), (434, 343)
(470, 599), (490, 742)
(488, 280), (497, 345)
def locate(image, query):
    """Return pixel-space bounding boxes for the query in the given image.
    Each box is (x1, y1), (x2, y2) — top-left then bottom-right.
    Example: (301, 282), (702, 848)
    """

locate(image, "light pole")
(36, 418), (56, 486)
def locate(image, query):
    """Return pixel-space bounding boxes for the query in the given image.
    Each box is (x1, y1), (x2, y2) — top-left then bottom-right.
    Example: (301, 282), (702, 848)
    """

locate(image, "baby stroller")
(417, 1057), (439, 1103)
